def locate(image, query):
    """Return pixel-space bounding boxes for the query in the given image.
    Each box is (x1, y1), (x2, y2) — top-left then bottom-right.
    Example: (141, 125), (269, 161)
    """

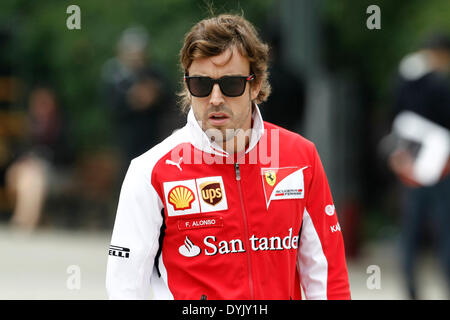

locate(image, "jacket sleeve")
(106, 158), (164, 299)
(297, 144), (351, 300)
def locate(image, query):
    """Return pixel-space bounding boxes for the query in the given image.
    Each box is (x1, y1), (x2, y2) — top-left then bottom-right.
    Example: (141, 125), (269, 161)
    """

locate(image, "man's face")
(187, 46), (261, 147)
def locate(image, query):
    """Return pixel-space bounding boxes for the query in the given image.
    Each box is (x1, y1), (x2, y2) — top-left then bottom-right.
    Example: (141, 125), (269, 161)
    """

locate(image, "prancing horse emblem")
(264, 170), (276, 187)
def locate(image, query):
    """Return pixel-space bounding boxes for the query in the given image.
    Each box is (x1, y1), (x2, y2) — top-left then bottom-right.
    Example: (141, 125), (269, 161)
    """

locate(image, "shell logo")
(168, 185), (195, 210)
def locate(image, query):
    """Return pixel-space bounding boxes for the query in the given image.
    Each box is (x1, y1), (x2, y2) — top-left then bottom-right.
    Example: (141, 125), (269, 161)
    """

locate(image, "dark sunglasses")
(184, 74), (255, 97)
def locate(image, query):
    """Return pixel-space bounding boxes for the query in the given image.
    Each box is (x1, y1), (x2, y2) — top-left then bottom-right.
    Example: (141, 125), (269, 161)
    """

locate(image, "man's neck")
(221, 105), (254, 154)
(221, 132), (251, 155)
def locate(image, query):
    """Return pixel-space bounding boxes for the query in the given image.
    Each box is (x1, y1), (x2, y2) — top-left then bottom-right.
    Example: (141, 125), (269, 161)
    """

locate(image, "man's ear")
(250, 80), (262, 101)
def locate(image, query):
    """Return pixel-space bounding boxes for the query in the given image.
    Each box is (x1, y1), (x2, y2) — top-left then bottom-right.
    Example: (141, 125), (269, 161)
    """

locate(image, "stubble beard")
(205, 101), (253, 154)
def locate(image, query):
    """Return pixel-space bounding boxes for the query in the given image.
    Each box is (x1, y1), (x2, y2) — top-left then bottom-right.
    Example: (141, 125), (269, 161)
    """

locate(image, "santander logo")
(178, 236), (201, 257)
(179, 228), (299, 258)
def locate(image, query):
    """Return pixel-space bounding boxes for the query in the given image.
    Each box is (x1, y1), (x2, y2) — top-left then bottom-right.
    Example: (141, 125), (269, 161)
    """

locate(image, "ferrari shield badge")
(264, 170), (277, 187)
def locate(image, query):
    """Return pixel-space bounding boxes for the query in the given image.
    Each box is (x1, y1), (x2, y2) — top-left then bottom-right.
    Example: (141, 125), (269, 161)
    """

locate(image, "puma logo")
(166, 157), (183, 171)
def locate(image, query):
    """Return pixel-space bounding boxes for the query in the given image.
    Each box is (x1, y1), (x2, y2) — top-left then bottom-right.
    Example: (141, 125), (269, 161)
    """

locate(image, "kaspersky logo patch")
(261, 166), (309, 208)
(163, 176), (227, 216)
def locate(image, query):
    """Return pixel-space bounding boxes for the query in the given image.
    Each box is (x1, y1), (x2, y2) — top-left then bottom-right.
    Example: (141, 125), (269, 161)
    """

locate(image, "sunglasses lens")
(187, 77), (212, 97)
(186, 75), (251, 97)
(220, 77), (246, 97)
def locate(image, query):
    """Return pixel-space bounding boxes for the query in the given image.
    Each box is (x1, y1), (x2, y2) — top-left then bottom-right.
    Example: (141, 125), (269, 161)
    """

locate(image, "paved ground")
(0, 225), (447, 300)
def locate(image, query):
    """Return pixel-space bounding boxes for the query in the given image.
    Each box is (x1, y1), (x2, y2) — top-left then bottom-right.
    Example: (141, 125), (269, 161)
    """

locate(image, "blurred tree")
(322, 0), (450, 104)
(0, 0), (273, 152)
(321, 0), (450, 242)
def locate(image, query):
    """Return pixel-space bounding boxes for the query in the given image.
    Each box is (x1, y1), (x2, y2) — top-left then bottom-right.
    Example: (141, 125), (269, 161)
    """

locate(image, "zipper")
(235, 163), (255, 299)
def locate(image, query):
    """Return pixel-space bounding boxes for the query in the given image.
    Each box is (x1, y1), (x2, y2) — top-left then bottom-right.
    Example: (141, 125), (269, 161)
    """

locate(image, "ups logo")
(200, 182), (223, 206)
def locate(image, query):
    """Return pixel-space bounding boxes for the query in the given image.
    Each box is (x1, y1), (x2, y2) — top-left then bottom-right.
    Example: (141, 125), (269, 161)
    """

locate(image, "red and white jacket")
(106, 105), (351, 300)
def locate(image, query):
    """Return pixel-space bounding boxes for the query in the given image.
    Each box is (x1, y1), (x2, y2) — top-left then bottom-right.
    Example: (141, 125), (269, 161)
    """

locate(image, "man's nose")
(209, 83), (225, 106)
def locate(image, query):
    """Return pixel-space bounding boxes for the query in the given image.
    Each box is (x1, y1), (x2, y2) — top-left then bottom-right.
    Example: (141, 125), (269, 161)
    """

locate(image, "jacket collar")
(186, 104), (265, 157)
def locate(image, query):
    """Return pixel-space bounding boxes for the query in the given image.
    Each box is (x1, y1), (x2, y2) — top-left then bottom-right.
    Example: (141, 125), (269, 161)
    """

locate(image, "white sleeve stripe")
(297, 208), (328, 300)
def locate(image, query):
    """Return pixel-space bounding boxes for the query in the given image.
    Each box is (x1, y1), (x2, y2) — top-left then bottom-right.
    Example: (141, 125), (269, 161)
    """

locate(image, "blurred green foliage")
(1, 0), (449, 152)
(0, 0), (273, 151)
(322, 0), (450, 105)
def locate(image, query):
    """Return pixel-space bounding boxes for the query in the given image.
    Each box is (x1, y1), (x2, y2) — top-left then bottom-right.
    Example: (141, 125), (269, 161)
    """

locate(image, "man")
(387, 33), (450, 299)
(106, 14), (350, 300)
(101, 26), (175, 167)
